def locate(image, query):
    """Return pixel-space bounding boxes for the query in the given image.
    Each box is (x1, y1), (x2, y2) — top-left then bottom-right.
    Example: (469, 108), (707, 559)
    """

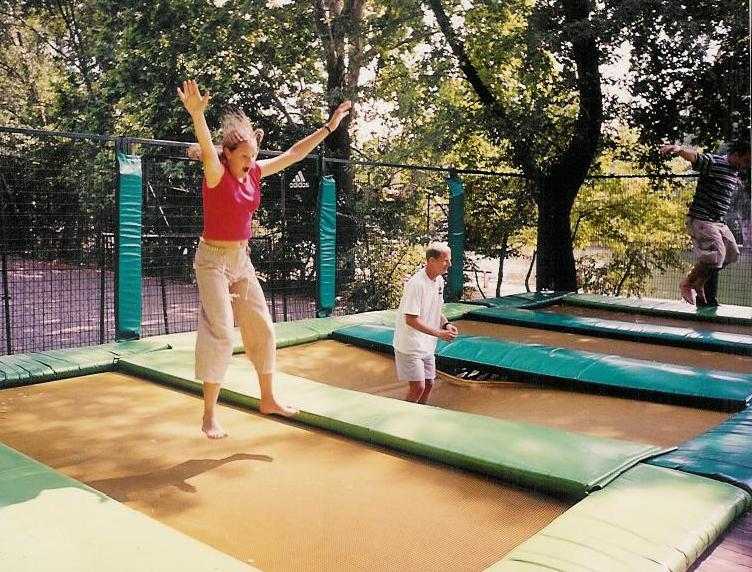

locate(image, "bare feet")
(202, 415), (228, 439)
(679, 277), (695, 304)
(691, 279), (707, 305)
(259, 399), (298, 417)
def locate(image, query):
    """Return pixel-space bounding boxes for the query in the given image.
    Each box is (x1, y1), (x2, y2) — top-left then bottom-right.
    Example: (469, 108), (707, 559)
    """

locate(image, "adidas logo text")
(289, 170), (309, 189)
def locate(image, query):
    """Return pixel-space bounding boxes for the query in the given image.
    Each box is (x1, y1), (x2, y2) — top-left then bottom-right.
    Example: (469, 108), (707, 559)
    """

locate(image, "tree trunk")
(535, 179), (578, 291)
(533, 0), (603, 292)
(495, 233), (508, 297)
(427, 0), (602, 294)
(313, 0), (363, 270)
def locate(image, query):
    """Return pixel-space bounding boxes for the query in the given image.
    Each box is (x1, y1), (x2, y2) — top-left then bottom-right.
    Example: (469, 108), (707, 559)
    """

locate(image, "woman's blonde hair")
(220, 109), (264, 150)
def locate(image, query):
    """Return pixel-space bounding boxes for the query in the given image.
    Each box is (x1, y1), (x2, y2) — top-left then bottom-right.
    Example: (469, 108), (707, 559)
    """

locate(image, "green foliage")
(605, 0), (750, 156)
(339, 240), (425, 313)
(0, 10), (58, 126)
(0, 131), (116, 265)
(572, 176), (692, 296)
(464, 175), (535, 257)
(2, 0), (325, 146)
(336, 163), (446, 312)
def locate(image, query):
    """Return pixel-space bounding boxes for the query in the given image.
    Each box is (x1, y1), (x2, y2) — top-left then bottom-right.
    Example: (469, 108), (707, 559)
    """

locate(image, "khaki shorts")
(686, 216), (740, 269)
(394, 351), (436, 382)
(193, 239), (275, 384)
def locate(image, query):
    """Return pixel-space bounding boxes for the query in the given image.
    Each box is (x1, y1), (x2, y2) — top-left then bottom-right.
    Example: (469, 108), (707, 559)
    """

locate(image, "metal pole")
(268, 235), (277, 322)
(1, 253), (11, 355)
(98, 230), (105, 344)
(0, 173), (12, 354)
(160, 270), (170, 335)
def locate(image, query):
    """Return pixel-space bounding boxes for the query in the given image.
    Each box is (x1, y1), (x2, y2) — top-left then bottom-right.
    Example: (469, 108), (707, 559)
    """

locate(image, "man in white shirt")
(393, 242), (458, 403)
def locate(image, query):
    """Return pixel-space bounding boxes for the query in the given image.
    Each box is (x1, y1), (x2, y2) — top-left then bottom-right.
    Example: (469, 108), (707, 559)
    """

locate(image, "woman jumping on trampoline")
(178, 79), (351, 439)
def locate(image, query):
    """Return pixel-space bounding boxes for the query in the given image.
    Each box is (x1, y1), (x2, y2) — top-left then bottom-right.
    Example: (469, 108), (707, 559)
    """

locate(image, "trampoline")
(1, 294), (751, 572)
(275, 340), (729, 448)
(451, 320), (752, 373)
(541, 303), (750, 335)
(0, 372), (567, 572)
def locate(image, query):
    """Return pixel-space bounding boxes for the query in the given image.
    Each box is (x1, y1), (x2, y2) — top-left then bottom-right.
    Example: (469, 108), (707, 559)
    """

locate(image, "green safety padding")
(447, 174), (465, 302)
(0, 444), (259, 572)
(564, 293), (752, 326)
(283, 311), (396, 336)
(0, 340), (170, 389)
(315, 175), (336, 317)
(485, 464), (751, 572)
(467, 306), (752, 355)
(442, 302), (480, 320)
(330, 325), (752, 409)
(118, 349), (665, 499)
(142, 304), (477, 354)
(0, 354), (54, 382)
(649, 408), (752, 494)
(331, 323), (397, 353)
(116, 152), (142, 340)
(464, 291), (572, 308)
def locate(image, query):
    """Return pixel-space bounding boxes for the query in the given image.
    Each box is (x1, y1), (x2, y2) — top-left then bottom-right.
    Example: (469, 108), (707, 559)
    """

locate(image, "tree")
(419, 0), (749, 291)
(424, 0), (603, 291)
(0, 2), (61, 126)
(612, 0), (750, 154)
(464, 175), (536, 296)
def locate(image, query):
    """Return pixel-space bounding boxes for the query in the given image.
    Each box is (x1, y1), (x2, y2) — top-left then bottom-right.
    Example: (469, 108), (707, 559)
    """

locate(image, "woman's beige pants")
(193, 240), (275, 384)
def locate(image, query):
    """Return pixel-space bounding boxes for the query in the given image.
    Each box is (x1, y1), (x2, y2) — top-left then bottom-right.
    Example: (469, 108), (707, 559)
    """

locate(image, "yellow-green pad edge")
(484, 464), (752, 572)
(0, 444), (258, 572)
(119, 349), (666, 499)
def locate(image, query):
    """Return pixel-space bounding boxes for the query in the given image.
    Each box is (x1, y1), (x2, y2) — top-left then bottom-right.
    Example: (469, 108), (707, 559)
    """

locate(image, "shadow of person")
(87, 453), (273, 498)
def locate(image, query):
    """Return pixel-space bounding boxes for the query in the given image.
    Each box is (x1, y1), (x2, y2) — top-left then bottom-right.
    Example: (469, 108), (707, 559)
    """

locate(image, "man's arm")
(405, 314), (456, 341)
(660, 144), (698, 163)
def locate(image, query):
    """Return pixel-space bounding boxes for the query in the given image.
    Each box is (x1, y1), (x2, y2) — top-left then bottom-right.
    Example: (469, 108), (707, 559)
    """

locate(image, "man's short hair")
(426, 242), (451, 260)
(728, 140), (750, 157)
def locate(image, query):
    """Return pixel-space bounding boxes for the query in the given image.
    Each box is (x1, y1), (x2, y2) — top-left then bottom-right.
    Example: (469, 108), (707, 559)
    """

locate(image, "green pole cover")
(116, 152), (142, 340)
(316, 175), (336, 317)
(447, 173), (465, 302)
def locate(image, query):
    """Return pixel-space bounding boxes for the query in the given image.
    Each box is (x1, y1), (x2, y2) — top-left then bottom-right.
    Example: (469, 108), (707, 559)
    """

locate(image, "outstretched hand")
(187, 143), (202, 160)
(660, 144), (681, 155)
(325, 100), (353, 132)
(177, 80), (210, 116)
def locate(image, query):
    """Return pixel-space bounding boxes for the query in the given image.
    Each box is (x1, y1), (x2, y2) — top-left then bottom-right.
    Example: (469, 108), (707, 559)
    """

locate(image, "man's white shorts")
(394, 350), (436, 382)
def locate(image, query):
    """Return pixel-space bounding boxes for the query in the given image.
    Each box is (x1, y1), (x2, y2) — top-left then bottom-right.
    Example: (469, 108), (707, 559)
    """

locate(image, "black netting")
(326, 159), (449, 314)
(134, 141), (321, 337)
(1, 125), (749, 356)
(0, 129), (116, 355)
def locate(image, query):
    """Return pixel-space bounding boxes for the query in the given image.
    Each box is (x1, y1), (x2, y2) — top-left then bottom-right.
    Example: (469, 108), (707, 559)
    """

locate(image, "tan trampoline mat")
(543, 303), (751, 335)
(453, 319), (752, 373)
(275, 341), (730, 449)
(0, 373), (567, 572)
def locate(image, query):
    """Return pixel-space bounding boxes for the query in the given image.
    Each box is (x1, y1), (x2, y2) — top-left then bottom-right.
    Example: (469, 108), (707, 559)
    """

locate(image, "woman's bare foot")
(202, 415), (228, 439)
(259, 399), (298, 417)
